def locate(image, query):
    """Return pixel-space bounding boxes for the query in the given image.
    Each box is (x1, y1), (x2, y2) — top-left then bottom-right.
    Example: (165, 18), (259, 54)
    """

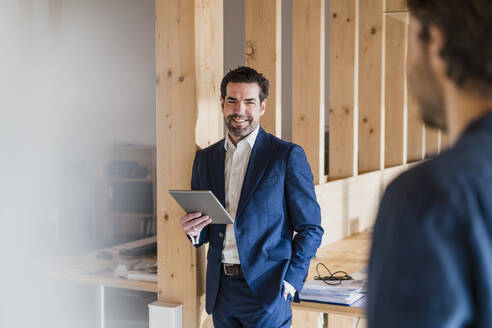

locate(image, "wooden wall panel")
(293, 0), (325, 184)
(407, 92), (425, 162)
(425, 126), (440, 158)
(156, 1), (222, 327)
(358, 0), (384, 173)
(441, 132), (449, 151)
(316, 164), (409, 247)
(329, 0), (357, 179)
(385, 0), (408, 12)
(384, 15), (407, 167)
(245, 0), (282, 137)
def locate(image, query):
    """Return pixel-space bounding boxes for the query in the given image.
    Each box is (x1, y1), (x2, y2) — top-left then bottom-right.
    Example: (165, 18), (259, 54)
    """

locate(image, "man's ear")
(260, 99), (266, 117)
(428, 25), (447, 83)
(220, 97), (224, 113)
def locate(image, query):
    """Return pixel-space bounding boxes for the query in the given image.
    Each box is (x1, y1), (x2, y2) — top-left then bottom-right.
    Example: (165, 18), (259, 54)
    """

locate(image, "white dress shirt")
(221, 125), (259, 264)
(189, 125), (295, 298)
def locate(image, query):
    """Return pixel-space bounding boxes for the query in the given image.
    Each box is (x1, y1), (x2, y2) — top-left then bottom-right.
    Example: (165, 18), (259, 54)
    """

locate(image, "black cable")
(313, 262), (353, 286)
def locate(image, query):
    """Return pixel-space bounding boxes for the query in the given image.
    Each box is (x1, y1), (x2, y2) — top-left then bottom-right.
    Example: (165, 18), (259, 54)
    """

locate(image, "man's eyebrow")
(226, 96), (237, 101)
(245, 98), (257, 102)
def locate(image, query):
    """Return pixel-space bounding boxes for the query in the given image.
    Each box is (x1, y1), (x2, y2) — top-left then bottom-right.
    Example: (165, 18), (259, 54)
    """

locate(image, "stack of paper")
(299, 279), (367, 306)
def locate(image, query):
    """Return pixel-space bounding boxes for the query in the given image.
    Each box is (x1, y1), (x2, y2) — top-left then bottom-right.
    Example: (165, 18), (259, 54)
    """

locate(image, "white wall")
(0, 1), (155, 327)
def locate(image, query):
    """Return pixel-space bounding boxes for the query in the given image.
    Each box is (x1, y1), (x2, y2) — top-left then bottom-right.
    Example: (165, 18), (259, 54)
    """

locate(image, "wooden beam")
(245, 0), (282, 137)
(407, 92), (425, 162)
(156, 1), (223, 327)
(329, 0), (358, 179)
(195, 0), (224, 149)
(425, 125), (440, 158)
(441, 131), (449, 151)
(358, 0), (384, 173)
(385, 0), (408, 12)
(293, 0), (325, 184)
(384, 14), (407, 167)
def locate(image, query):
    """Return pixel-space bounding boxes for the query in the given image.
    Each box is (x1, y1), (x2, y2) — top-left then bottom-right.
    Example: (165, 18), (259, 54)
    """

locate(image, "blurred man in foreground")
(368, 1), (492, 327)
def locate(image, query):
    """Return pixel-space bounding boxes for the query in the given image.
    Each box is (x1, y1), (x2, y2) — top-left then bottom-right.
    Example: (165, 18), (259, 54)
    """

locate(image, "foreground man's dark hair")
(408, 0), (492, 96)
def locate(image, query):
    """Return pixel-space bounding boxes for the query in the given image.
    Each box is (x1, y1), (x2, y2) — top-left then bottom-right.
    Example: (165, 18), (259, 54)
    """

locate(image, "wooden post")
(328, 0), (358, 179)
(385, 0), (408, 12)
(425, 125), (440, 158)
(407, 92), (425, 162)
(293, 0), (325, 184)
(358, 0), (384, 173)
(195, 0), (224, 149)
(384, 14), (407, 167)
(245, 0), (282, 137)
(156, 1), (223, 327)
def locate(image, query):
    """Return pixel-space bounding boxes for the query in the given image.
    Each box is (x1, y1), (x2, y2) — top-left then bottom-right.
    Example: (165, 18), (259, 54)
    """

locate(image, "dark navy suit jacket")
(190, 127), (323, 314)
(368, 113), (492, 327)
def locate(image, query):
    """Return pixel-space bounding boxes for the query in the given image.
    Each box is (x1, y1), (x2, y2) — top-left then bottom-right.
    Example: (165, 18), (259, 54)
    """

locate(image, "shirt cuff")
(188, 232), (200, 245)
(283, 280), (296, 299)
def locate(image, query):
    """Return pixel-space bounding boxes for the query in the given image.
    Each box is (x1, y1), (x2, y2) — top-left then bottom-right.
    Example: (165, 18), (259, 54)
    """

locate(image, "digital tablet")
(168, 190), (233, 224)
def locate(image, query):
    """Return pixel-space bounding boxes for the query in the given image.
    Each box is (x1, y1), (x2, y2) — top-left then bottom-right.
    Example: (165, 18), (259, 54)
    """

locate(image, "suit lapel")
(208, 140), (226, 207)
(235, 127), (273, 220)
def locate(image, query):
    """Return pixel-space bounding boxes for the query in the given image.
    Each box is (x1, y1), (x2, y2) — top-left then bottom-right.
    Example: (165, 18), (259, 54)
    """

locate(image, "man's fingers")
(184, 215), (210, 234)
(179, 212), (202, 225)
(194, 217), (212, 231)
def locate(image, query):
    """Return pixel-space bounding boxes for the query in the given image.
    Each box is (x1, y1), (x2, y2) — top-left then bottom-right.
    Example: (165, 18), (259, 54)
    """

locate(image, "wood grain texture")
(293, 0), (325, 184)
(385, 0), (408, 12)
(292, 309), (320, 328)
(195, 0), (224, 149)
(384, 15), (407, 167)
(156, 1), (205, 327)
(329, 0), (357, 179)
(425, 125), (440, 158)
(407, 92), (425, 162)
(291, 0), (326, 184)
(316, 164), (409, 247)
(245, 0), (282, 137)
(358, 0), (384, 173)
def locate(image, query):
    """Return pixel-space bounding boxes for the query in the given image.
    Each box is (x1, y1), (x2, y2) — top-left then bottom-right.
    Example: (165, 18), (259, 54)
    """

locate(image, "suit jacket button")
(219, 232), (224, 237)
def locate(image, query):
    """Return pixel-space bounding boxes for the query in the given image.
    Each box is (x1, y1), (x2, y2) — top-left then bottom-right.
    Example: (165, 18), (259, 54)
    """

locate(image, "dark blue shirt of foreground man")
(368, 1), (492, 327)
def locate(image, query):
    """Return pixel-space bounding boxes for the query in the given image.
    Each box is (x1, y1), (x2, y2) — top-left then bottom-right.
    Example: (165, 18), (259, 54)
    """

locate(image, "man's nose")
(234, 101), (246, 114)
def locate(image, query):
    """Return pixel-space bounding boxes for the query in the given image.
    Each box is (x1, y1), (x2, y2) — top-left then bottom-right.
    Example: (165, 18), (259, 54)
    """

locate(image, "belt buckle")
(223, 264), (235, 276)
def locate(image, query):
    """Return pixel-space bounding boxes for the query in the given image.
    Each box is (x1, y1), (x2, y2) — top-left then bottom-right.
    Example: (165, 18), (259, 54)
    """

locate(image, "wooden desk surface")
(52, 236), (158, 293)
(54, 232), (371, 314)
(292, 231), (371, 317)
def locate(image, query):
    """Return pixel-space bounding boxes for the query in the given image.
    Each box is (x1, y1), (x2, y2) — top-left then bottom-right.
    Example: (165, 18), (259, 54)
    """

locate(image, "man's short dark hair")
(408, 0), (492, 97)
(220, 66), (270, 103)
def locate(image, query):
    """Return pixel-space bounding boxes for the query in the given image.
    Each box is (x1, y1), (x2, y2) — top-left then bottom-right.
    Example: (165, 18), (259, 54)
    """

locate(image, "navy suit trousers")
(212, 270), (292, 328)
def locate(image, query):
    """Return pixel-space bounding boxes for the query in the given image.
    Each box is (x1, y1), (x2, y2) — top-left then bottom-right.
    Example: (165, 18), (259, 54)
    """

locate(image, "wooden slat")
(293, 0), (325, 184)
(156, 1), (223, 327)
(358, 0), (384, 173)
(441, 131), (449, 151)
(425, 125), (440, 158)
(407, 92), (425, 162)
(385, 0), (408, 12)
(245, 0), (282, 137)
(195, 0), (224, 148)
(384, 14), (407, 167)
(328, 0), (357, 179)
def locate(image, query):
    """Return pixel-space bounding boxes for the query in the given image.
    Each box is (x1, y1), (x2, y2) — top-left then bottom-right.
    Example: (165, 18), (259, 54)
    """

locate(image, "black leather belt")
(222, 263), (242, 276)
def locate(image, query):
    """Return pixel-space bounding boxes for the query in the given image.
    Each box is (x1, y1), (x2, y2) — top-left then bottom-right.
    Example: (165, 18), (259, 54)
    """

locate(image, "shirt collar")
(224, 125), (260, 152)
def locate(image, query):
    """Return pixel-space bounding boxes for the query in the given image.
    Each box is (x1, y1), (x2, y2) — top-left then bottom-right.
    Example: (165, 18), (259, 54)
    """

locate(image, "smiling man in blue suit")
(179, 66), (323, 327)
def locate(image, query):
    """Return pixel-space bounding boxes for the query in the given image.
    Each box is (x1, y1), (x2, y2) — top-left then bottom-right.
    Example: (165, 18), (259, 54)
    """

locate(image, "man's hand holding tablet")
(179, 212), (212, 237)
